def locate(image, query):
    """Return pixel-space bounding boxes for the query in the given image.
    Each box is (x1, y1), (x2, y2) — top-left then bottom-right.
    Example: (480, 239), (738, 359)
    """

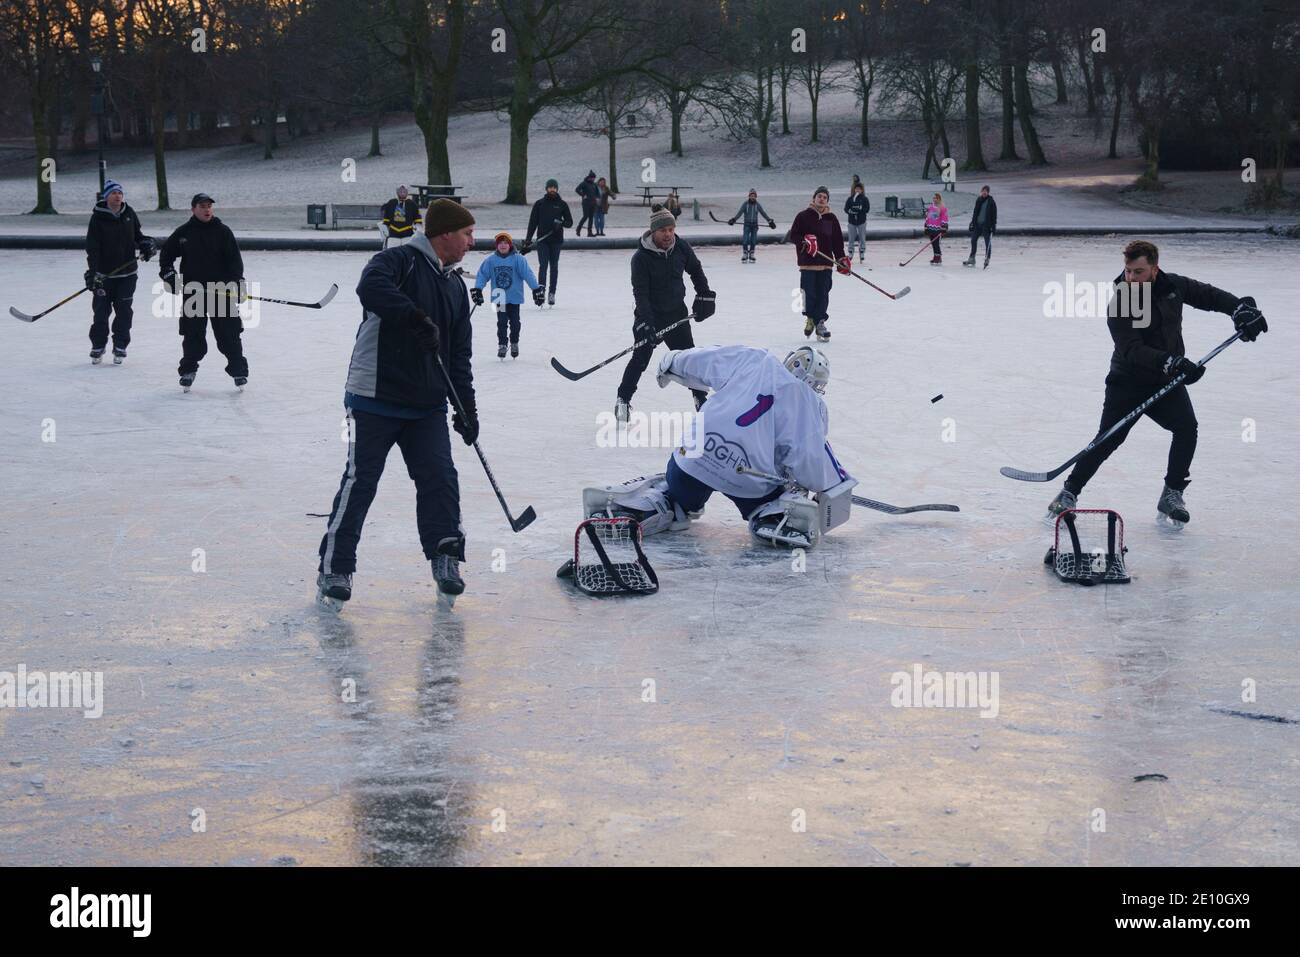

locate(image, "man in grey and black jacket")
(84, 179), (155, 364)
(728, 188), (776, 263)
(317, 199), (479, 608)
(1045, 239), (1267, 527)
(616, 204), (715, 421)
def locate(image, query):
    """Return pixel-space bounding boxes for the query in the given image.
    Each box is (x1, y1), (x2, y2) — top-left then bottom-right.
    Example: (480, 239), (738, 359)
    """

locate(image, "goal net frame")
(1045, 508), (1131, 585)
(558, 517), (659, 596)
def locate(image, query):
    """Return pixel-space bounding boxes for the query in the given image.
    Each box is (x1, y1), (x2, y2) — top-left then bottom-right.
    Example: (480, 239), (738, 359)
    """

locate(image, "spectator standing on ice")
(523, 178), (573, 307)
(472, 231), (543, 360)
(575, 170), (600, 237)
(595, 177), (614, 236)
(786, 186), (848, 342)
(963, 185), (997, 269)
(728, 188), (775, 263)
(843, 182), (870, 264)
(379, 185), (422, 248)
(316, 199), (480, 610)
(924, 192), (949, 265)
(84, 178), (155, 365)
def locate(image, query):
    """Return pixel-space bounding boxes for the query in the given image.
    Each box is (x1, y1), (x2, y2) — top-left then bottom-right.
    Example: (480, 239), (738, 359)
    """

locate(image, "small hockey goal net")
(557, 517), (658, 595)
(1045, 509), (1130, 585)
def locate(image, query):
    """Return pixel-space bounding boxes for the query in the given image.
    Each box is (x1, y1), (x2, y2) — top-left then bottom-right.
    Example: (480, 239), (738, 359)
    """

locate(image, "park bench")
(898, 197), (927, 218)
(331, 203), (385, 229)
(637, 185), (693, 207)
(411, 184), (464, 206)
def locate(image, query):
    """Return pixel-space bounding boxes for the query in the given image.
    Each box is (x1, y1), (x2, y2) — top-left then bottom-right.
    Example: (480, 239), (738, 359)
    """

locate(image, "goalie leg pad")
(582, 473), (692, 536)
(748, 492), (821, 549)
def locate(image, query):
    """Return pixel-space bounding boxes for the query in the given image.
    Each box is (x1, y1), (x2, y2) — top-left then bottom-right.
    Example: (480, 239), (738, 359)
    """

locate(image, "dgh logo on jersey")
(703, 432), (750, 472)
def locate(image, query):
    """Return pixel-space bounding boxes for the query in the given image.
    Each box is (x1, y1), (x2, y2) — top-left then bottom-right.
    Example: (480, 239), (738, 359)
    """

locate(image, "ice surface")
(1, 233), (1297, 865)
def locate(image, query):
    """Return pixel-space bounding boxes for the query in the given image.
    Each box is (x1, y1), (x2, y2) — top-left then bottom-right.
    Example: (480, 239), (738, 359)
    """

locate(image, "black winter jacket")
(347, 233), (475, 412)
(631, 232), (711, 326)
(86, 201), (151, 276)
(969, 195), (998, 233)
(159, 216), (243, 285)
(1107, 269), (1246, 384)
(526, 194), (574, 244)
(843, 193), (870, 226)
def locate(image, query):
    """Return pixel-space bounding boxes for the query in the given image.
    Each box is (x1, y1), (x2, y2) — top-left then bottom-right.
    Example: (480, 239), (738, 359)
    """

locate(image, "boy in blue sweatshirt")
(472, 231), (544, 358)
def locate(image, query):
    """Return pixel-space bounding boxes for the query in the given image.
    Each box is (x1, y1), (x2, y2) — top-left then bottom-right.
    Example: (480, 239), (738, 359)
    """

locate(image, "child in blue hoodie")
(472, 232), (544, 358)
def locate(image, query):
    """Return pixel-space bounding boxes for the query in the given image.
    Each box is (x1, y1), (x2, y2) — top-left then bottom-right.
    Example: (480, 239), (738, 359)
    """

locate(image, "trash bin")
(885, 196), (898, 217)
(307, 204), (327, 229)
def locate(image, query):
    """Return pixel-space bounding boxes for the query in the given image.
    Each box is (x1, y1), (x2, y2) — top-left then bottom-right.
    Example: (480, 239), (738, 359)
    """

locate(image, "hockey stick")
(708, 211), (777, 228)
(809, 248), (909, 300)
(520, 226), (558, 253)
(736, 465), (958, 514)
(432, 351), (536, 532)
(899, 234), (942, 267)
(549, 315), (694, 381)
(10, 254), (142, 323)
(1000, 330), (1244, 483)
(247, 283), (338, 309)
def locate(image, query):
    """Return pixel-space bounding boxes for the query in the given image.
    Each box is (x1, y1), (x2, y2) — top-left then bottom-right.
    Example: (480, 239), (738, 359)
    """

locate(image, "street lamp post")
(90, 55), (106, 199)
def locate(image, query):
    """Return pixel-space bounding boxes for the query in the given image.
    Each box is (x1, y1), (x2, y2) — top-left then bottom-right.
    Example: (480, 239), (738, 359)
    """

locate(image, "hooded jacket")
(474, 245), (540, 306)
(969, 194), (997, 233)
(86, 200), (150, 277)
(1106, 269), (1247, 384)
(731, 198), (772, 228)
(631, 231), (711, 325)
(346, 233), (475, 413)
(843, 192), (870, 226)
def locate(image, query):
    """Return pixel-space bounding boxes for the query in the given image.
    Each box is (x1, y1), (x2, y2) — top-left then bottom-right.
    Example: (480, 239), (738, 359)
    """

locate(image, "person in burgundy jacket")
(786, 186), (848, 342)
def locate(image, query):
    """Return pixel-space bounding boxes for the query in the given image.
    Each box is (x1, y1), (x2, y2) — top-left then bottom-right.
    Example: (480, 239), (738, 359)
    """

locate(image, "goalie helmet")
(783, 346), (830, 394)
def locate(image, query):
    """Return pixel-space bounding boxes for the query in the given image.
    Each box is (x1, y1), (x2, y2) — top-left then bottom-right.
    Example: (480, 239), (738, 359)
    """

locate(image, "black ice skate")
(112, 347), (127, 365)
(1045, 487), (1077, 524)
(510, 341), (519, 359)
(234, 376), (247, 392)
(815, 320), (830, 342)
(547, 293), (556, 307)
(1157, 485), (1189, 529)
(983, 253), (990, 270)
(498, 343), (508, 360)
(804, 316), (815, 338)
(180, 372), (196, 392)
(615, 397), (631, 424)
(316, 571), (352, 611)
(432, 554), (465, 607)
(962, 256), (976, 267)
(90, 347), (105, 365)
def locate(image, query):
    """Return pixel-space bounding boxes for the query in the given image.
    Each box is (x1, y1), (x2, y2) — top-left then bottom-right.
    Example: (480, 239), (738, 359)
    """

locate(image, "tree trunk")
(1108, 81), (1122, 158)
(671, 99), (684, 156)
(239, 112), (254, 143)
(152, 97), (170, 209)
(607, 124), (619, 193)
(1013, 61), (1047, 164)
(758, 69), (772, 167)
(963, 62), (986, 171)
(779, 69), (790, 134)
(369, 113), (382, 157)
(1142, 123), (1160, 182)
(30, 84), (56, 214)
(809, 85), (819, 142)
(504, 55), (534, 203)
(1050, 51), (1068, 104)
(1092, 52), (1106, 95)
(860, 89), (870, 148)
(262, 105), (275, 159)
(999, 64), (1018, 159)
(1077, 38), (1096, 115)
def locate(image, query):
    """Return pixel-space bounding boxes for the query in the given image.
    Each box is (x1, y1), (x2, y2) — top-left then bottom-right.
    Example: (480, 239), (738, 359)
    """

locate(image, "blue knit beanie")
(102, 180), (124, 199)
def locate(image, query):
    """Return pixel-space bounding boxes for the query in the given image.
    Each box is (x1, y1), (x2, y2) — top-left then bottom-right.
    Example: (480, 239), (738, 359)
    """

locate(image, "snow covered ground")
(1, 232), (1298, 866)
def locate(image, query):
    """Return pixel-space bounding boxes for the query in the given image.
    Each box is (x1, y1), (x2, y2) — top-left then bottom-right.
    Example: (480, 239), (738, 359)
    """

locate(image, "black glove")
(727, 218), (736, 226)
(532, 287), (545, 306)
(453, 405), (479, 446)
(767, 220), (776, 229)
(137, 238), (156, 262)
(470, 287), (484, 307)
(633, 318), (654, 342)
(692, 292), (716, 322)
(520, 240), (533, 254)
(1232, 299), (1267, 342)
(84, 269), (104, 292)
(1164, 354), (1206, 385)
(160, 268), (178, 294)
(409, 309), (440, 354)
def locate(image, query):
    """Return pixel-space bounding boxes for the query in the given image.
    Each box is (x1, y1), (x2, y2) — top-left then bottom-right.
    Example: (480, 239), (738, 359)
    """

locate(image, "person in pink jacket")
(924, 192), (949, 265)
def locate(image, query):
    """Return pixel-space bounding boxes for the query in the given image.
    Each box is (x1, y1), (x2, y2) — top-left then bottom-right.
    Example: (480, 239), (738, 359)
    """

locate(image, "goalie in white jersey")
(584, 344), (857, 548)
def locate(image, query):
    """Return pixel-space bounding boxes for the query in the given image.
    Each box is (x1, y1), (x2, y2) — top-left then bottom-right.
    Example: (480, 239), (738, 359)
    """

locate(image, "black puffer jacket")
(630, 232), (711, 326)
(526, 193), (574, 244)
(969, 194), (998, 233)
(1107, 269), (1246, 384)
(86, 201), (151, 276)
(159, 215), (243, 284)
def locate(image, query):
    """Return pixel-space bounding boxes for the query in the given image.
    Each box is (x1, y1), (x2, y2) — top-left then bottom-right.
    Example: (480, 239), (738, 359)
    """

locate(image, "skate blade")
(1156, 511), (1187, 530)
(91, 357), (103, 365)
(113, 357), (124, 365)
(436, 590), (458, 609)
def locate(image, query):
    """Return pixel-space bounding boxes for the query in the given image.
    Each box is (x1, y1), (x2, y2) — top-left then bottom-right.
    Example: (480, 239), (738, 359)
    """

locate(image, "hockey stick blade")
(852, 495), (959, 515)
(998, 330), (1245, 484)
(9, 305), (38, 322)
(511, 506), (538, 532)
(549, 356), (588, 380)
(550, 315), (693, 382)
(249, 283), (338, 309)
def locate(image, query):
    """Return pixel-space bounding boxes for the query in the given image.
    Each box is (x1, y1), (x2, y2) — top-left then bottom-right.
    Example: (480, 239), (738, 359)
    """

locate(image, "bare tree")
(843, 0), (888, 149)
(793, 0), (844, 144)
(0, 0), (71, 213)
(383, 0), (466, 185)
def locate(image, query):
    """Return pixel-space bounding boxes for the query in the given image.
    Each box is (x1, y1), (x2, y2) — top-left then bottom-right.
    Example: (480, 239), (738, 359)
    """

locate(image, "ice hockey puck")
(931, 394), (943, 403)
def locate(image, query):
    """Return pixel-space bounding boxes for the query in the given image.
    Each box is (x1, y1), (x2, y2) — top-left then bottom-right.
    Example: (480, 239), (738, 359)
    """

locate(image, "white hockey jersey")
(667, 344), (851, 499)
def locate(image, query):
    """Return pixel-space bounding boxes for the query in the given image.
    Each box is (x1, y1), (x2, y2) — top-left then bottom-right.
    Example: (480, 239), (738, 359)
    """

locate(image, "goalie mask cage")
(558, 517), (659, 595)
(1045, 508), (1131, 585)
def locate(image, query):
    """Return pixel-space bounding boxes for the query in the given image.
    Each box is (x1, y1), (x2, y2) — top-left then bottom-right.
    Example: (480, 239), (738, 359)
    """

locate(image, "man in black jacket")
(1046, 240), (1267, 527)
(616, 204), (715, 422)
(84, 179), (155, 364)
(316, 199), (479, 609)
(523, 178), (573, 306)
(158, 193), (248, 391)
(575, 170), (600, 237)
(379, 185), (422, 247)
(963, 185), (997, 268)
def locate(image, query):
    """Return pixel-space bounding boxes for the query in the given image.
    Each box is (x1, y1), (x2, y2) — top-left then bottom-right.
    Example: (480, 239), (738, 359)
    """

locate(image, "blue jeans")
(594, 209), (605, 233)
(665, 456), (782, 520)
(741, 224), (758, 254)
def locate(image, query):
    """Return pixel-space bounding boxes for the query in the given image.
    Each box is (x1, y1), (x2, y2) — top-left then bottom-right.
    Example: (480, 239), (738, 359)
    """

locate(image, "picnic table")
(410, 184), (464, 207)
(637, 185), (694, 207)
